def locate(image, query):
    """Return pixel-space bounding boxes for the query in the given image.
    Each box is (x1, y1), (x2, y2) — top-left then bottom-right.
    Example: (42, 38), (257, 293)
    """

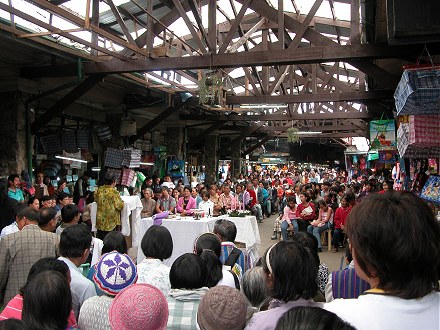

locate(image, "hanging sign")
(369, 120), (396, 150)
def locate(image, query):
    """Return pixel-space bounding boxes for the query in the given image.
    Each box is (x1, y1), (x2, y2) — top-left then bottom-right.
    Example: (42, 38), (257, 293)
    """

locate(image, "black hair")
(40, 195), (52, 203)
(213, 219), (237, 242)
(59, 224), (92, 258)
(20, 257), (69, 296)
(38, 207), (57, 227)
(7, 174), (19, 184)
(346, 191), (440, 299)
(293, 231), (318, 254)
(22, 271), (72, 330)
(201, 190), (210, 198)
(194, 233), (223, 287)
(262, 241), (318, 302)
(286, 196), (296, 204)
(344, 245), (353, 263)
(141, 225), (173, 261)
(27, 196), (39, 207)
(102, 231), (128, 254)
(275, 306), (356, 330)
(170, 253), (207, 289)
(0, 319), (30, 330)
(85, 191), (94, 204)
(103, 172), (115, 185)
(60, 204), (80, 223)
(17, 207), (39, 222)
(57, 192), (69, 203)
(57, 179), (67, 187)
(300, 191), (311, 202)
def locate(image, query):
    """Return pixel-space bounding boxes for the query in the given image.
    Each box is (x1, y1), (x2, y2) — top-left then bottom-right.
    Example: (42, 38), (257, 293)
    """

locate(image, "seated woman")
(194, 233), (238, 289)
(198, 190), (214, 217)
(176, 186), (196, 216)
(295, 192), (316, 231)
(208, 185), (222, 216)
(275, 197), (297, 241)
(167, 253), (209, 329)
(137, 225), (173, 296)
(324, 192), (440, 330)
(140, 187), (156, 218)
(191, 187), (202, 208)
(245, 241), (321, 330)
(307, 200), (333, 252)
(331, 194), (352, 252)
(241, 266), (270, 313)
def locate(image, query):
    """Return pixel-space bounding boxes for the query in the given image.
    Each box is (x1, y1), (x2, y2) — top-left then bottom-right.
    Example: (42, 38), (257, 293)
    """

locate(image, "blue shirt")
(7, 188), (24, 202)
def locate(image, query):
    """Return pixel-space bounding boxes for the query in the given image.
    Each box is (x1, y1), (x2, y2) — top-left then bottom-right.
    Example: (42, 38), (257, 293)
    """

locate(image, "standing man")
(58, 224), (96, 319)
(7, 174), (24, 203)
(94, 173), (124, 240)
(0, 207), (59, 304)
(73, 171), (91, 205)
(33, 171), (48, 200)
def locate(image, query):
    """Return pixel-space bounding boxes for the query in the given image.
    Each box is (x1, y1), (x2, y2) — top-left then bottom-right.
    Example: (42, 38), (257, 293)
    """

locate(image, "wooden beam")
(269, 0), (324, 94)
(0, 2), (128, 60)
(31, 74), (106, 133)
(107, 0), (138, 46)
(350, 0), (360, 44)
(171, 0), (206, 53)
(180, 112), (374, 121)
(227, 90), (393, 104)
(218, 0), (252, 53)
(30, 0), (149, 57)
(129, 105), (183, 143)
(208, 0), (217, 51)
(224, 123), (265, 150)
(242, 135), (272, 155)
(260, 124), (362, 131)
(186, 121), (229, 147)
(186, 0), (211, 51)
(79, 43), (434, 75)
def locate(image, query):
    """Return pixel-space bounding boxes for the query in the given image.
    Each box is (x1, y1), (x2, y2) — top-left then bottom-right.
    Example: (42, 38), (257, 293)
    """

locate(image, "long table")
(136, 215), (261, 266)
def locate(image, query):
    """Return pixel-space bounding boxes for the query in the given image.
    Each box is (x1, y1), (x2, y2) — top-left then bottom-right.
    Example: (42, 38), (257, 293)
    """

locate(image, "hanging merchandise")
(76, 129), (92, 149)
(95, 125), (112, 142)
(378, 150), (397, 164)
(104, 148), (124, 168)
(121, 168), (135, 186)
(394, 69), (440, 116)
(167, 160), (185, 178)
(369, 119), (396, 150)
(420, 175), (440, 203)
(39, 134), (62, 154)
(287, 128), (299, 143)
(121, 148), (141, 168)
(61, 131), (78, 153)
(119, 115), (137, 137)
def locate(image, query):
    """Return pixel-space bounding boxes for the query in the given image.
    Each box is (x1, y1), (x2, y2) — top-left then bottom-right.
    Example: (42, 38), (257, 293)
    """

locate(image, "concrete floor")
(257, 213), (345, 273)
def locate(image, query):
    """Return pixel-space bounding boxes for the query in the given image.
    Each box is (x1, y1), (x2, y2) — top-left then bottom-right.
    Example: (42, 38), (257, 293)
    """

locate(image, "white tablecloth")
(136, 215), (261, 266)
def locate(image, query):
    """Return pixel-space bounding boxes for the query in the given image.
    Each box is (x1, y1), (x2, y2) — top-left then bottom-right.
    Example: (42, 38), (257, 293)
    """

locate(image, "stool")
(320, 229), (333, 251)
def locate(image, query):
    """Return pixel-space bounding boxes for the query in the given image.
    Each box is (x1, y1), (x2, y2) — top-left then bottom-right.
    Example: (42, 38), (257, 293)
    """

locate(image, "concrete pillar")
(166, 127), (184, 159)
(0, 92), (28, 176)
(204, 135), (218, 185)
(230, 142), (242, 178)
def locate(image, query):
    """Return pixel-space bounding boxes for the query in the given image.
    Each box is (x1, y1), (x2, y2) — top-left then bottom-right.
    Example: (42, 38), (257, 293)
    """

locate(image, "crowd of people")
(0, 166), (439, 329)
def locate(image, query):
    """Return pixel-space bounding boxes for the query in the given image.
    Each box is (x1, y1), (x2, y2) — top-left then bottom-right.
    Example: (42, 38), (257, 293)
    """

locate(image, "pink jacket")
(176, 196), (197, 214)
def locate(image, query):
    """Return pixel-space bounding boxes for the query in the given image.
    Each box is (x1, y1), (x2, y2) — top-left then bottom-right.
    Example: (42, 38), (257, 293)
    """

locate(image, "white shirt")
(58, 256), (97, 320)
(137, 258), (171, 297)
(217, 269), (237, 288)
(0, 222), (19, 240)
(198, 200), (214, 217)
(324, 291), (440, 330)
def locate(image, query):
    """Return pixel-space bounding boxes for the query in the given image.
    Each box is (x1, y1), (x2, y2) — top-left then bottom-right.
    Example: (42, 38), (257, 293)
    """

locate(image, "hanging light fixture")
(287, 127), (299, 143)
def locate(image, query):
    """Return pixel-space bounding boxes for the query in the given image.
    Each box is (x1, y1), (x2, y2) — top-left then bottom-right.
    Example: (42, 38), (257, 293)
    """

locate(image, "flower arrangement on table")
(227, 209), (251, 217)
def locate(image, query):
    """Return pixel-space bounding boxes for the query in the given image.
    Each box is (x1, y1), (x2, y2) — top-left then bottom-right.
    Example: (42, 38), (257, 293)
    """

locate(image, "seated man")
(325, 245), (370, 302)
(213, 219), (251, 276)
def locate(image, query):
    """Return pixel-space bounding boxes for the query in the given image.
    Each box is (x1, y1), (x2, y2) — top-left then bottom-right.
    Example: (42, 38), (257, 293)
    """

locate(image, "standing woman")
(324, 192), (440, 330)
(295, 192), (316, 231)
(176, 187), (196, 216)
(95, 173), (124, 240)
(307, 200), (333, 252)
(331, 195), (352, 252)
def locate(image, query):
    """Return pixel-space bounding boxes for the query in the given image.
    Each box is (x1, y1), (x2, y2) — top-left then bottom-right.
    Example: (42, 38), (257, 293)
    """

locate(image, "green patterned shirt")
(95, 185), (124, 231)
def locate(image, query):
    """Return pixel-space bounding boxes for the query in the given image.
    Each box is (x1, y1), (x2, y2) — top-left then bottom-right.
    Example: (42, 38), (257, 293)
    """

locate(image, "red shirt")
(246, 189), (257, 208)
(333, 206), (352, 229)
(296, 202), (316, 221)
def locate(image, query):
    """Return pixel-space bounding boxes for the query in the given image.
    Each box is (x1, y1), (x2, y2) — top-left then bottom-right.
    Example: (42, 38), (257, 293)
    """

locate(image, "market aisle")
(257, 213), (344, 273)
